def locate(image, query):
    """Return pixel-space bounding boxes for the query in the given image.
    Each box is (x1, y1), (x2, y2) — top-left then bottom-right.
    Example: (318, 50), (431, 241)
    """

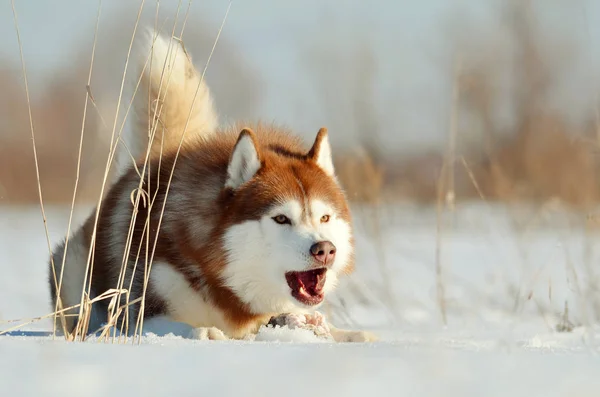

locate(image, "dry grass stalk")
(0, 288), (126, 338)
(112, 11), (186, 345)
(434, 161), (448, 326)
(49, 0), (233, 343)
(9, 0), (71, 337)
(434, 52), (462, 326)
(53, 0), (103, 340)
(127, 9), (192, 342)
(73, 0), (149, 342)
(80, 1), (189, 343)
(94, 3), (195, 343)
(460, 156), (485, 200)
(134, 1), (233, 343)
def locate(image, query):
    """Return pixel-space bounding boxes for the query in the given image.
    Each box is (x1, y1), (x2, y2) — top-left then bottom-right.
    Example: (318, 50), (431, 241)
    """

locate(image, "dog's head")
(220, 127), (354, 314)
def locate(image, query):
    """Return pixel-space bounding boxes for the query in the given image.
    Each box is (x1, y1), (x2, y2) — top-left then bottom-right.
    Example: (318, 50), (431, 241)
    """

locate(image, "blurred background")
(3, 0), (600, 333)
(3, 0), (600, 207)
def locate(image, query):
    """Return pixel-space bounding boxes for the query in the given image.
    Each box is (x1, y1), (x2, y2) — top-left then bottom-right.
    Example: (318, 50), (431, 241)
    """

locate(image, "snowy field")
(1, 203), (600, 396)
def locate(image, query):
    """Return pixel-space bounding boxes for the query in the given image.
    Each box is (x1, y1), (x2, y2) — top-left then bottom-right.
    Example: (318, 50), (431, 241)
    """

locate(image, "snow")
(1, 332), (599, 397)
(1, 203), (600, 396)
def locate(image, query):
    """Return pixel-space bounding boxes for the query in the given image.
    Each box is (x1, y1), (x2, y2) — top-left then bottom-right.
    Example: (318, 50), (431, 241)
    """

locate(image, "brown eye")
(273, 214), (291, 225)
(320, 215), (330, 223)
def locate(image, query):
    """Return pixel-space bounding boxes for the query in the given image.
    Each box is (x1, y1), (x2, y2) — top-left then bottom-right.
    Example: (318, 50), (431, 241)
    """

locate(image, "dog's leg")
(267, 312), (309, 329)
(303, 311), (378, 342)
(267, 312), (332, 339)
(188, 326), (229, 341)
(304, 312), (377, 342)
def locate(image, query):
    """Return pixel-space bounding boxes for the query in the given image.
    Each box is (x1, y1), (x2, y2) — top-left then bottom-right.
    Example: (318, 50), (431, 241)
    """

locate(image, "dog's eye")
(320, 214), (330, 223)
(272, 214), (291, 225)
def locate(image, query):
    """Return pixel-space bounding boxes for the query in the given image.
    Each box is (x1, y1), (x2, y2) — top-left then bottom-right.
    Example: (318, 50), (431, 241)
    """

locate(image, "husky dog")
(48, 31), (377, 342)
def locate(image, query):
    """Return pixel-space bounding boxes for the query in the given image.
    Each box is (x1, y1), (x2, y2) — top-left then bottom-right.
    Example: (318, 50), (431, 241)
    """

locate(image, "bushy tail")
(121, 30), (218, 170)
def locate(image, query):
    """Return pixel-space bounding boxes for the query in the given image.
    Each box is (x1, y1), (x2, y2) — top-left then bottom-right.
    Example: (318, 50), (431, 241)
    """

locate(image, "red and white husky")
(48, 31), (377, 342)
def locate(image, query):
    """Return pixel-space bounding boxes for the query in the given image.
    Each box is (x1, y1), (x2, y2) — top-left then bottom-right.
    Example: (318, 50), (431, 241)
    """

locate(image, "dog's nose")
(310, 241), (336, 266)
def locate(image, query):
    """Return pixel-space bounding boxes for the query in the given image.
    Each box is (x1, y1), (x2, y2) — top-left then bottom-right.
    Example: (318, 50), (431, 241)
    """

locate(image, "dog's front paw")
(304, 311), (330, 332)
(330, 328), (379, 343)
(188, 326), (229, 341)
(267, 312), (307, 329)
(267, 312), (332, 340)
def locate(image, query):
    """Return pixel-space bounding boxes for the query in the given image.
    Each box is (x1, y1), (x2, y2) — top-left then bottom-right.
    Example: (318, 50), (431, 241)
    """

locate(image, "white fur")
(221, 197), (352, 314)
(188, 327), (229, 341)
(51, 228), (90, 330)
(139, 315), (228, 340)
(150, 262), (230, 331)
(314, 134), (335, 177)
(117, 29), (218, 178)
(225, 133), (261, 189)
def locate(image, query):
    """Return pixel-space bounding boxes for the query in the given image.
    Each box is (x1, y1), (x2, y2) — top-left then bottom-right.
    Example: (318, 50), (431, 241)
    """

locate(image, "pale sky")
(2, 0), (600, 155)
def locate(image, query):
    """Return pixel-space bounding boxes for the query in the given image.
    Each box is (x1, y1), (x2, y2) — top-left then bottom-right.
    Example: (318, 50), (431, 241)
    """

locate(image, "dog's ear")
(307, 127), (335, 177)
(226, 128), (262, 189)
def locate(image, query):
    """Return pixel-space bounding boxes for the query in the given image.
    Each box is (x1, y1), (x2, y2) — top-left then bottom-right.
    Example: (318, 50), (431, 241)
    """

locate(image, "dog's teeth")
(299, 286), (306, 295)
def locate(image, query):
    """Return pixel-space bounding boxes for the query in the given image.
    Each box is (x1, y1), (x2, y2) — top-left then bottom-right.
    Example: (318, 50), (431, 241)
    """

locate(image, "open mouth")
(285, 268), (327, 306)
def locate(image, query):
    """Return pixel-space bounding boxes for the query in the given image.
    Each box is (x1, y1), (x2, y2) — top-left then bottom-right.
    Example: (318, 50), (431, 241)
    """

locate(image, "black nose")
(310, 241), (336, 266)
